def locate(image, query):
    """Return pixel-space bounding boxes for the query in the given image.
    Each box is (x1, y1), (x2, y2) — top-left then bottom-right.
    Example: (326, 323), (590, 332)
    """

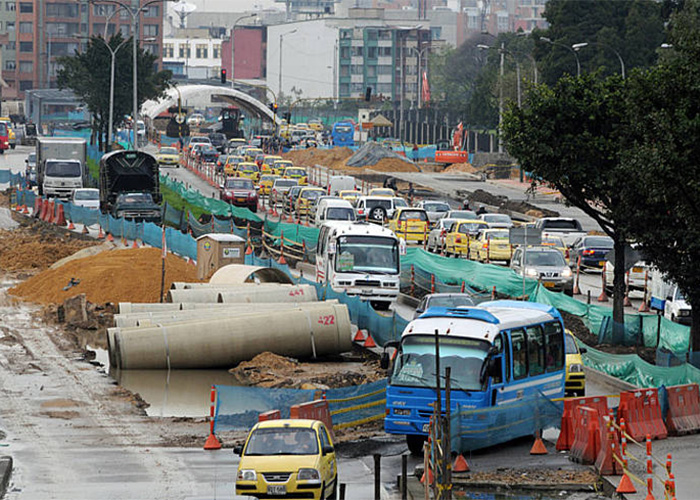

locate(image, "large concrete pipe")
(169, 282), (294, 290)
(209, 264), (294, 285)
(167, 284), (316, 304)
(115, 301), (340, 328)
(119, 302), (244, 314)
(216, 284), (317, 304)
(111, 303), (352, 369)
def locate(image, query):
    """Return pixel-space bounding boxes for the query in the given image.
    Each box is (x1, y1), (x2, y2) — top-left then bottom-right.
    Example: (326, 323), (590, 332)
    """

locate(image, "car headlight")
(680, 309), (691, 317)
(237, 469), (257, 482)
(297, 468), (321, 482)
(562, 267), (573, 278)
(568, 363), (584, 373)
(525, 267), (538, 277)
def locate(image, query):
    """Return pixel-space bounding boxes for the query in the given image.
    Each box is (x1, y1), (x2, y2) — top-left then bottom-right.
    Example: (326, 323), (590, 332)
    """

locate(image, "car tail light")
(482, 243), (488, 249)
(583, 249), (595, 255)
(565, 248), (570, 259)
(358, 209), (364, 215)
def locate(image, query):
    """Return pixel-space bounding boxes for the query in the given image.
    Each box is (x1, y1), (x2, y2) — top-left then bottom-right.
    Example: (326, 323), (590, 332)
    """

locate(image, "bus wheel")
(407, 435), (426, 456)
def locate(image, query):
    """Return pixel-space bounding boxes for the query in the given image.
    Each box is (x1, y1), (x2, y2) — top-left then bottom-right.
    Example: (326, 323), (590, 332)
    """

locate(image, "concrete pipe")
(170, 282), (294, 290)
(111, 303), (352, 369)
(216, 284), (317, 304)
(119, 302), (246, 314)
(114, 301), (339, 328)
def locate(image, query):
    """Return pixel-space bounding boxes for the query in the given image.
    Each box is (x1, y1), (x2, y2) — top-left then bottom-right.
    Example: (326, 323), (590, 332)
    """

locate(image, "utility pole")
(498, 41), (504, 154)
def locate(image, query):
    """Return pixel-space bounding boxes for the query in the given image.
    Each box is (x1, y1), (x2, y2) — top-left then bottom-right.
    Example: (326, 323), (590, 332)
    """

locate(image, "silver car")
(415, 200), (451, 225)
(426, 218), (458, 253)
(479, 213), (514, 228)
(413, 293), (476, 319)
(511, 246), (574, 295)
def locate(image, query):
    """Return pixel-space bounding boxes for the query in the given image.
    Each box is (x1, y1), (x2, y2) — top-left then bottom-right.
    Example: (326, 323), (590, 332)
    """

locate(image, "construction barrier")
(556, 395), (609, 451)
(258, 410), (281, 422)
(290, 399), (334, 439)
(665, 383), (700, 435)
(569, 406), (601, 465)
(618, 388), (667, 441)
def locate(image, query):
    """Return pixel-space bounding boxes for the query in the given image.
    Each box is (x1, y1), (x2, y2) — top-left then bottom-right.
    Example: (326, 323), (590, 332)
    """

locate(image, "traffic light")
(269, 102), (278, 113)
(220, 68), (227, 84)
(365, 86), (372, 102)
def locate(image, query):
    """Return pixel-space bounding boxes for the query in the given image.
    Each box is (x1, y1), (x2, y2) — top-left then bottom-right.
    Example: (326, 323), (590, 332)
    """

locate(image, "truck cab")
(649, 268), (691, 325)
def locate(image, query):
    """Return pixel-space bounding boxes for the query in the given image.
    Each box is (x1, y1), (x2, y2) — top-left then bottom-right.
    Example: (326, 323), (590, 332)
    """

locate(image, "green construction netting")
(403, 248), (690, 355)
(579, 341), (700, 388)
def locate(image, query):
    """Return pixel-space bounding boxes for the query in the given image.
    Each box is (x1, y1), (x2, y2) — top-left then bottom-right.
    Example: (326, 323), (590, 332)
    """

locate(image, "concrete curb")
(0, 456), (12, 498)
(583, 365), (638, 394)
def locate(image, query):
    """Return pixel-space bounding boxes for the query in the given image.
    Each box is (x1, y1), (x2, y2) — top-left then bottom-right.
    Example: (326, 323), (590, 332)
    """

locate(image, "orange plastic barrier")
(33, 196), (42, 217)
(666, 383), (700, 436)
(55, 204), (67, 226)
(258, 410), (281, 422)
(38, 199), (48, 221)
(569, 406), (601, 465)
(595, 409), (621, 476)
(290, 399), (334, 439)
(618, 388), (667, 441)
(556, 395), (609, 451)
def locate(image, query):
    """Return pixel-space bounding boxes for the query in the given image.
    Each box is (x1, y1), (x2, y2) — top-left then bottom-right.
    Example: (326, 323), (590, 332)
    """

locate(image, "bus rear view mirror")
(380, 352), (390, 370)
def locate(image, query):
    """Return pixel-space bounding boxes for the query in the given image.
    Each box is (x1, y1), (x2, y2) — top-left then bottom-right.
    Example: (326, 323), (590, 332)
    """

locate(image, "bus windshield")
(392, 335), (491, 392)
(335, 235), (399, 274)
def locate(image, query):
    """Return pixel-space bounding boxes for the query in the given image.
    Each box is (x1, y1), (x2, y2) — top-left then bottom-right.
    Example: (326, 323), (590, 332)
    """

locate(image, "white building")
(162, 34), (223, 80)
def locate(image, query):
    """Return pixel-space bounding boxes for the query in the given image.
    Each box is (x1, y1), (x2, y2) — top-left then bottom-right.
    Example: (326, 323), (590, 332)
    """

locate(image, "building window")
(195, 44), (207, 59)
(48, 23), (79, 36)
(350, 65), (363, 75)
(378, 30), (391, 40)
(6, 42), (15, 50)
(47, 3), (79, 17)
(340, 29), (352, 40)
(145, 44), (159, 56)
(339, 65), (349, 77)
(19, 41), (33, 53)
(19, 61), (33, 73)
(366, 65), (376, 77)
(119, 24), (130, 37)
(178, 43), (190, 58)
(377, 65), (392, 75)
(350, 82), (363, 92)
(143, 24), (159, 37)
(92, 4), (116, 17)
(4, 60), (15, 71)
(351, 46), (362, 57)
(92, 24), (116, 37)
(6, 1), (15, 11)
(20, 80), (33, 91)
(339, 83), (350, 94)
(379, 46), (392, 57)
(48, 42), (78, 56)
(7, 21), (14, 31)
(366, 29), (377, 41)
(366, 46), (377, 59)
(19, 2), (33, 13)
(213, 45), (220, 59)
(163, 43), (174, 58)
(377, 83), (392, 93)
(340, 47), (350, 59)
(143, 5), (159, 18)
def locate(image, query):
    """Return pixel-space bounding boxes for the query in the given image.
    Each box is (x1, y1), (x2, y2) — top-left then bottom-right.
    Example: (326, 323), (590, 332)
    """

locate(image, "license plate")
(267, 485), (286, 495)
(543, 281), (556, 288)
(361, 289), (373, 296)
(236, 198), (246, 202)
(422, 423), (430, 432)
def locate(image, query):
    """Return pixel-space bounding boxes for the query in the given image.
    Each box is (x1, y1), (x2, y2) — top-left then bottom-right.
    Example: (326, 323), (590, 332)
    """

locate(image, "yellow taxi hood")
(566, 352), (582, 368)
(239, 454), (320, 471)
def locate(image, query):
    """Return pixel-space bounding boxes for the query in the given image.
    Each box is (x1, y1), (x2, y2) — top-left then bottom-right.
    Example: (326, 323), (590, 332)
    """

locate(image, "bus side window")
(511, 329), (527, 380)
(527, 325), (545, 376)
(544, 322), (565, 372)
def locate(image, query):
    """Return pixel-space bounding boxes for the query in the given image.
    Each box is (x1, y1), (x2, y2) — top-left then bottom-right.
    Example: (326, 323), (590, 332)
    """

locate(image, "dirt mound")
(364, 158), (420, 173)
(283, 147), (353, 169)
(0, 227), (98, 272)
(444, 162), (477, 174)
(230, 351), (382, 389)
(9, 247), (201, 304)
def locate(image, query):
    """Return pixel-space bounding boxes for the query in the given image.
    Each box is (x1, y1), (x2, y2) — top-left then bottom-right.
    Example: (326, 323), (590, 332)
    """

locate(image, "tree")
(501, 74), (630, 339)
(618, 0), (700, 353)
(57, 34), (172, 151)
(533, 0), (666, 85)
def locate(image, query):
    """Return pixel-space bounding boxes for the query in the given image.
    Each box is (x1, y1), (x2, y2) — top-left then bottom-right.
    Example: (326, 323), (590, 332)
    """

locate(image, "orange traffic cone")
(453, 454), (470, 473)
(353, 329), (367, 343)
(530, 433), (548, 455)
(420, 466), (434, 485)
(617, 472), (637, 494)
(67, 220), (75, 230)
(97, 226), (105, 239)
(363, 335), (377, 348)
(132, 239), (139, 249)
(245, 244), (253, 255)
(21, 205), (29, 214)
(106, 232), (114, 242)
(203, 432), (222, 450)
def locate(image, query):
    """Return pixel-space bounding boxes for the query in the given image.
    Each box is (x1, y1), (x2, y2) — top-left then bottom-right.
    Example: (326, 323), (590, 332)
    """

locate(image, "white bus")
(316, 221), (404, 310)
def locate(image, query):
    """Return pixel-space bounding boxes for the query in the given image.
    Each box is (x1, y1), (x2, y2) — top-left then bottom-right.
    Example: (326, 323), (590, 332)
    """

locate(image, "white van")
(315, 198), (356, 227)
(316, 221), (405, 309)
(327, 175), (356, 196)
(649, 268), (692, 325)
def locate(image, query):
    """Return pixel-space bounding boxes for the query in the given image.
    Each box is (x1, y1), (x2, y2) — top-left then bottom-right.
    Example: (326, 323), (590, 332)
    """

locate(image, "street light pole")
(540, 37), (580, 77)
(278, 29), (297, 99)
(572, 41), (625, 79)
(407, 44), (432, 109)
(230, 13), (257, 90)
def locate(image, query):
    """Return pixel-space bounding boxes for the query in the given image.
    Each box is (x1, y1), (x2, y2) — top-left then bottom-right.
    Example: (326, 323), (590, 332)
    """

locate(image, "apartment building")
(1, 0), (164, 99)
(162, 29), (223, 80)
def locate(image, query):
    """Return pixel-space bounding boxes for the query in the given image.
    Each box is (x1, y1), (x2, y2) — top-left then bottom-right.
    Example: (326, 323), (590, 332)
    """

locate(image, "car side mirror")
(380, 351), (390, 370)
(322, 445), (334, 455)
(233, 446), (242, 456)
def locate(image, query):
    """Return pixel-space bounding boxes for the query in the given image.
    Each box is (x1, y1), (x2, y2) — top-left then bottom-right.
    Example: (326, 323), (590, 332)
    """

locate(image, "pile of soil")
(364, 158), (419, 173)
(230, 351), (383, 389)
(9, 247), (201, 304)
(458, 188), (560, 218)
(444, 162), (478, 174)
(0, 226), (98, 272)
(283, 148), (353, 169)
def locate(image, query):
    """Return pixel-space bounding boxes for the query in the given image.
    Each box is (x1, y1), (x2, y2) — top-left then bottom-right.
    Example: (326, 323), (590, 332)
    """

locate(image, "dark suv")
(208, 133), (227, 153)
(220, 177), (258, 212)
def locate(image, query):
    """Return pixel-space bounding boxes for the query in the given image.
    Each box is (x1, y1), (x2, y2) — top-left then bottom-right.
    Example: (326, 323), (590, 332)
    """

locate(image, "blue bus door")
(488, 333), (508, 406)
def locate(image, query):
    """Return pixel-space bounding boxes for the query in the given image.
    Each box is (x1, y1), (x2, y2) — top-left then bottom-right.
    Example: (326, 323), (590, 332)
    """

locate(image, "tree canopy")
(57, 34), (172, 150)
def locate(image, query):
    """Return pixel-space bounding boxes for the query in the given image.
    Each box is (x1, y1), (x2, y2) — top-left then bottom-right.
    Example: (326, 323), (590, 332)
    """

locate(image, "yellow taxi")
(444, 219), (489, 258)
(387, 207), (430, 243)
(469, 228), (512, 264)
(261, 155), (283, 174)
(295, 122), (311, 130)
(542, 234), (570, 264)
(283, 166), (308, 185)
(295, 187), (325, 216)
(155, 146), (180, 167)
(339, 190), (362, 206)
(308, 120), (324, 132)
(236, 162), (261, 182)
(0, 118), (16, 149)
(235, 419), (337, 500)
(224, 155), (245, 175)
(259, 174), (280, 196)
(244, 147), (263, 162)
(565, 332), (586, 397)
(273, 160), (294, 176)
(368, 188), (394, 197)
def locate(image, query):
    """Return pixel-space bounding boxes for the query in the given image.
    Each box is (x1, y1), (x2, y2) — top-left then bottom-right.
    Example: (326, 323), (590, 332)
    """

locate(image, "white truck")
(36, 137), (88, 198)
(534, 217), (587, 247)
(649, 268), (692, 325)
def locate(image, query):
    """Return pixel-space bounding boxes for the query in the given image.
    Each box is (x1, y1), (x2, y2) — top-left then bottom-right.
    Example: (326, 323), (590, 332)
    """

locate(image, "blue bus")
(331, 121), (355, 147)
(383, 301), (566, 454)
